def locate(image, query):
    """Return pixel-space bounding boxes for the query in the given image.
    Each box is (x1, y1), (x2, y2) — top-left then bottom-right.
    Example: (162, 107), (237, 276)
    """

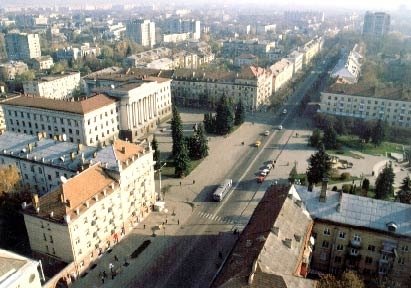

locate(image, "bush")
(342, 184), (352, 193)
(340, 172), (351, 181)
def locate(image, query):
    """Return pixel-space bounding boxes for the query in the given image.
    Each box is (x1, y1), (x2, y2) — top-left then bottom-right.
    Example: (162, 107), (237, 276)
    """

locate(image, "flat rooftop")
(325, 83), (411, 101)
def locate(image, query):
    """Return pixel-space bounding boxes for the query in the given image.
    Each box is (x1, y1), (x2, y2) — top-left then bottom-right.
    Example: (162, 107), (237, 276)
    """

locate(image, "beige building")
(22, 139), (156, 282)
(2, 93), (119, 146)
(287, 50), (304, 74)
(5, 32), (41, 61)
(292, 184), (411, 286)
(299, 37), (323, 66)
(320, 85), (411, 127)
(270, 58), (295, 93)
(31, 56), (54, 71)
(0, 61), (28, 81)
(126, 19), (156, 48)
(212, 185), (315, 288)
(0, 249), (44, 288)
(23, 72), (81, 99)
(172, 66), (273, 110)
(162, 32), (190, 43)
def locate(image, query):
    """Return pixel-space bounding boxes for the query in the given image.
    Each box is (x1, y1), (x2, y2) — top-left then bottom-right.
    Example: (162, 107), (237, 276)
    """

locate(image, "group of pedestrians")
(99, 255), (121, 284)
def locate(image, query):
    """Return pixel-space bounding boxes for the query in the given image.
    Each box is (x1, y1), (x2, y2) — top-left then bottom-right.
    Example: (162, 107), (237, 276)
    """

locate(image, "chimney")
(77, 143), (83, 151)
(70, 151), (75, 160)
(319, 178), (328, 202)
(121, 146), (126, 154)
(32, 194), (39, 209)
(50, 211), (54, 218)
(64, 214), (71, 223)
(337, 191), (343, 212)
(60, 193), (65, 203)
(37, 132), (43, 141)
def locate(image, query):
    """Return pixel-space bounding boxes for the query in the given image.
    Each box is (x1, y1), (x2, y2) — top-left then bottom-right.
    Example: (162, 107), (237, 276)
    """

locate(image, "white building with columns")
(104, 77), (172, 141)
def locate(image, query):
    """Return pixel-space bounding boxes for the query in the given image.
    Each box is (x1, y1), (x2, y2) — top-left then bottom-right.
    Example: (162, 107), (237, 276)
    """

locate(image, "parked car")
(282, 109), (287, 114)
(257, 175), (265, 183)
(264, 130), (269, 136)
(254, 140), (261, 147)
(266, 163), (273, 170)
(274, 125), (283, 130)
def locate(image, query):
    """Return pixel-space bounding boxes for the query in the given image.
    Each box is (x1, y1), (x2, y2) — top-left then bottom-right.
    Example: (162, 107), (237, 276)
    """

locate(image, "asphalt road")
(123, 53), (333, 288)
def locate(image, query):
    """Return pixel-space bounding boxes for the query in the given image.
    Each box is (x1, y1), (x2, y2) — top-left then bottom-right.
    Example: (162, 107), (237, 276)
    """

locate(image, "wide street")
(71, 53), (334, 288)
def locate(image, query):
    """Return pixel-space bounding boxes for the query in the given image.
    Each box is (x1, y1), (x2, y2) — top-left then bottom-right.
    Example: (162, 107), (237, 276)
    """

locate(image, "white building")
(165, 18), (201, 40)
(299, 37), (323, 66)
(162, 32), (190, 43)
(234, 54), (257, 67)
(287, 50), (304, 74)
(31, 56), (54, 71)
(5, 32), (41, 61)
(270, 58), (294, 93)
(331, 44), (364, 84)
(23, 72), (81, 99)
(0, 249), (44, 288)
(126, 19), (156, 48)
(22, 140), (155, 282)
(1, 93), (119, 146)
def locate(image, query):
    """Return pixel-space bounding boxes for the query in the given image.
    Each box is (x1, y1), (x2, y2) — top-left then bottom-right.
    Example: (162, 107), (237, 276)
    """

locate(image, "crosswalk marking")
(196, 210), (236, 225)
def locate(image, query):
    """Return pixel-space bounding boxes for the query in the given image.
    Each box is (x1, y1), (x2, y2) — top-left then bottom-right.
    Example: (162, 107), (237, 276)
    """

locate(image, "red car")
(257, 175), (265, 183)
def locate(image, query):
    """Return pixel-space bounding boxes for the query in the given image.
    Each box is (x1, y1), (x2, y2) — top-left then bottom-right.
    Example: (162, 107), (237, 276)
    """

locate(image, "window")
(43, 233), (47, 241)
(368, 245), (375, 251)
(401, 245), (409, 252)
(353, 234), (361, 242)
(398, 257), (405, 265)
(323, 228), (331, 236)
(351, 248), (359, 255)
(49, 235), (53, 243)
(365, 256), (373, 264)
(322, 240), (329, 248)
(336, 244), (344, 251)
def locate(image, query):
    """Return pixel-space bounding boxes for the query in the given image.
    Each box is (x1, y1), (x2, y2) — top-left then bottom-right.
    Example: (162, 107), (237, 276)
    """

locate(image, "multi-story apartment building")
(171, 66), (272, 110)
(270, 58), (294, 93)
(234, 54), (257, 67)
(54, 44), (100, 62)
(0, 131), (97, 195)
(363, 11), (390, 37)
(299, 37), (323, 66)
(5, 32), (41, 61)
(1, 93), (119, 146)
(165, 18), (201, 40)
(0, 92), (19, 131)
(126, 19), (156, 48)
(291, 183), (411, 286)
(320, 84), (411, 127)
(23, 72), (81, 99)
(123, 47), (171, 68)
(0, 249), (44, 288)
(31, 56), (54, 71)
(22, 139), (155, 281)
(162, 32), (190, 44)
(212, 185), (315, 288)
(0, 61), (28, 80)
(287, 50), (304, 74)
(222, 39), (276, 58)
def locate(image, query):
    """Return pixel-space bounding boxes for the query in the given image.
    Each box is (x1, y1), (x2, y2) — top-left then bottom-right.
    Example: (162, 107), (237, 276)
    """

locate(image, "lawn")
(337, 135), (407, 156)
(159, 158), (204, 179)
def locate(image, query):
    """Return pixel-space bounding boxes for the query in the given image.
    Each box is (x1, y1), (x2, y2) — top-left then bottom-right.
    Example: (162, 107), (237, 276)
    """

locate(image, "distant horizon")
(0, 0), (408, 12)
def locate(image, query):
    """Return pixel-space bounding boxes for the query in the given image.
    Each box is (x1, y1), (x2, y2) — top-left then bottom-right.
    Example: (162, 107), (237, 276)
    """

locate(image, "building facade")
(126, 19), (156, 48)
(22, 140), (156, 281)
(0, 249), (44, 288)
(0, 61), (28, 80)
(165, 18), (201, 40)
(363, 12), (390, 37)
(5, 32), (41, 61)
(320, 91), (411, 127)
(171, 66), (272, 110)
(23, 72), (81, 99)
(270, 58), (294, 93)
(31, 56), (54, 71)
(2, 94), (119, 146)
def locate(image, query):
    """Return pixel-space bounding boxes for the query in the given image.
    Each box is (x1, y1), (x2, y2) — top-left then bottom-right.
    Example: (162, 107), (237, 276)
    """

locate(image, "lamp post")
(157, 162), (167, 201)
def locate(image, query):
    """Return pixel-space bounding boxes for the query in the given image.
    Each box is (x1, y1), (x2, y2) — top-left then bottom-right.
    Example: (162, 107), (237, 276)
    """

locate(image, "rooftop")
(212, 185), (315, 288)
(324, 83), (411, 101)
(0, 249), (39, 286)
(173, 66), (270, 82)
(0, 131), (97, 172)
(29, 71), (80, 82)
(2, 94), (117, 114)
(291, 185), (411, 237)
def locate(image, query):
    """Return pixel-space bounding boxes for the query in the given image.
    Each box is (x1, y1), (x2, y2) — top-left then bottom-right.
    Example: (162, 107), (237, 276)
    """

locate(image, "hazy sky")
(0, 0), (408, 11)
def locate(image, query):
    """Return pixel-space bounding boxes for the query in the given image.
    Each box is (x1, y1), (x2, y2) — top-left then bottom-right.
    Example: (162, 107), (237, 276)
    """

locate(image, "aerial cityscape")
(0, 1), (411, 288)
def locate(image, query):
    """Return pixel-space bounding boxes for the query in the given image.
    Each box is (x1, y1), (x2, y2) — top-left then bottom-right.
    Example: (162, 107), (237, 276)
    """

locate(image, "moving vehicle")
(254, 140), (261, 147)
(282, 109), (287, 114)
(264, 130), (270, 136)
(274, 125), (283, 130)
(213, 179), (233, 202)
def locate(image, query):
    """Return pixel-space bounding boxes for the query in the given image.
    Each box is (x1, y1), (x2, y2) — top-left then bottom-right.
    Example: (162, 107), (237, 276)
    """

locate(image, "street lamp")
(157, 162), (167, 201)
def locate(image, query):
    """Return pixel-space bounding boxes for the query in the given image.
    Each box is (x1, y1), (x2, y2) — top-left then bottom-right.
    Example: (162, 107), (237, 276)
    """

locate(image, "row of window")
(326, 96), (411, 107)
(7, 110), (81, 126)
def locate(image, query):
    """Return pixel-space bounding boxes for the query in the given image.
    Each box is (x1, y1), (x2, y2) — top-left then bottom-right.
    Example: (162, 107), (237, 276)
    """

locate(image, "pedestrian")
(177, 219), (180, 225)
(143, 224), (146, 229)
(101, 275), (105, 284)
(114, 255), (119, 261)
(180, 181), (182, 186)
(165, 218), (168, 224)
(193, 180), (195, 184)
(103, 270), (107, 278)
(111, 271), (115, 280)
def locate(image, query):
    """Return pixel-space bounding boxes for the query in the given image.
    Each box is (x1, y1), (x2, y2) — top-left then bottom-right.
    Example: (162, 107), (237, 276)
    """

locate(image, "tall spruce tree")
(398, 175), (411, 204)
(323, 125), (338, 149)
(306, 145), (332, 186)
(371, 119), (385, 147)
(215, 95), (234, 135)
(234, 98), (245, 126)
(151, 135), (161, 170)
(375, 163), (395, 199)
(171, 105), (183, 158)
(187, 124), (209, 160)
(174, 143), (191, 178)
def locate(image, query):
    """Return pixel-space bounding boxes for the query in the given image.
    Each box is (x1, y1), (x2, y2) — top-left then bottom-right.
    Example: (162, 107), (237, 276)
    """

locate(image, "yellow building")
(22, 140), (155, 282)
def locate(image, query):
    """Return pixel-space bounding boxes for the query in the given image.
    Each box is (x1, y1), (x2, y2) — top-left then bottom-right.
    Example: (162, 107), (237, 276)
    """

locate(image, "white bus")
(213, 179), (233, 202)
